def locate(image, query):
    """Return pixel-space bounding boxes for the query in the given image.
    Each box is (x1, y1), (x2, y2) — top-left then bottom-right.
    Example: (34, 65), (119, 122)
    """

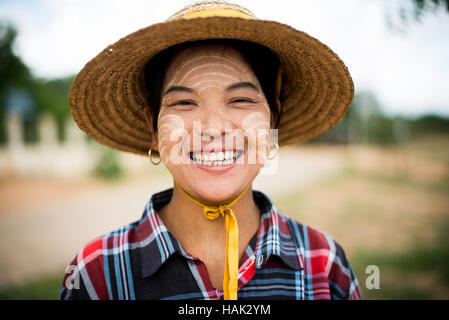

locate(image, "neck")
(158, 182), (260, 256)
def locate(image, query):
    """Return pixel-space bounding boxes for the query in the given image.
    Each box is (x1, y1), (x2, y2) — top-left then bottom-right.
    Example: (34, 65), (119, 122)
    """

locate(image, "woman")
(60, 1), (362, 300)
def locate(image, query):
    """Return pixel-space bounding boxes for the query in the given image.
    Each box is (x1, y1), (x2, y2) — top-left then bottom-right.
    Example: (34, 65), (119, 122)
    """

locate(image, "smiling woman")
(59, 1), (361, 300)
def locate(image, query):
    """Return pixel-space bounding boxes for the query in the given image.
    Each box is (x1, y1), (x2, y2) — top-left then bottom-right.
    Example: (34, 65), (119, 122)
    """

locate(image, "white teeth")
(191, 150), (242, 166)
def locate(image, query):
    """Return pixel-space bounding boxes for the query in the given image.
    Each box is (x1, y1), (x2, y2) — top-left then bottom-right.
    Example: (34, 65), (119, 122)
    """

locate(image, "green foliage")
(0, 21), (74, 145)
(310, 91), (404, 145)
(408, 114), (449, 137)
(310, 90), (449, 145)
(387, 0), (449, 32)
(346, 91), (398, 144)
(91, 146), (124, 181)
(410, 0), (449, 20)
(353, 218), (449, 299)
(0, 274), (62, 300)
(0, 22), (32, 91)
(31, 76), (74, 142)
(0, 22), (33, 144)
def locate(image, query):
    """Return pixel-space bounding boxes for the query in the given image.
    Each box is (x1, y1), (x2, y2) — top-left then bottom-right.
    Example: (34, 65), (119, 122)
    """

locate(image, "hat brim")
(69, 16), (354, 155)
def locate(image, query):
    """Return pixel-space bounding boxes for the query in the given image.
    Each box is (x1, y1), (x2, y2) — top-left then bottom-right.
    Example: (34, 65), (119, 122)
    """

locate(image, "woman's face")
(155, 43), (272, 204)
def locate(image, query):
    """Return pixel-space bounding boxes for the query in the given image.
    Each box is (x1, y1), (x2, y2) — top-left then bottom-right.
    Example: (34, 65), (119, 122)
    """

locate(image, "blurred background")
(0, 0), (448, 299)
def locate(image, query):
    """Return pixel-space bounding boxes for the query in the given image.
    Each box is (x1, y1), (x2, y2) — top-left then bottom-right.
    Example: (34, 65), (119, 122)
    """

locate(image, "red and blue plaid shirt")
(59, 188), (362, 300)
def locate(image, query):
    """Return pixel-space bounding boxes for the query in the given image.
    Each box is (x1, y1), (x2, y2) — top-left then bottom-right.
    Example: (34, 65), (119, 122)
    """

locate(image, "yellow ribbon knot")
(203, 206), (230, 219)
(175, 181), (250, 300)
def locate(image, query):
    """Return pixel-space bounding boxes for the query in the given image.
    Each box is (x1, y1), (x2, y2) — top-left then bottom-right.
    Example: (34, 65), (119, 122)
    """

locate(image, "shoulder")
(280, 213), (362, 299)
(58, 220), (140, 300)
(279, 212), (340, 253)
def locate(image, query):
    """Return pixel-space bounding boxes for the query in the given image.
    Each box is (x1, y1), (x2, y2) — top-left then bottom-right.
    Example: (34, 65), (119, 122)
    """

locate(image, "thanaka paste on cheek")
(242, 112), (271, 165)
(157, 114), (187, 164)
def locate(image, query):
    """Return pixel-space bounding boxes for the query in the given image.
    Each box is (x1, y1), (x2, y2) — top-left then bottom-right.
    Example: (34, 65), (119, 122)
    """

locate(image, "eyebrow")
(162, 81), (260, 96)
(163, 85), (194, 96)
(226, 81), (260, 93)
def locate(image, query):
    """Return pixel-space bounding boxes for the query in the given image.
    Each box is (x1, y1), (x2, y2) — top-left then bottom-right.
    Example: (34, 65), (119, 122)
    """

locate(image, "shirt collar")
(135, 188), (303, 278)
(252, 190), (303, 271)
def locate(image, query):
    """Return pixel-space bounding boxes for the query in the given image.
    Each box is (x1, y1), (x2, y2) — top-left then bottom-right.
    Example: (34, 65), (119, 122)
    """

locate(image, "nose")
(200, 107), (233, 147)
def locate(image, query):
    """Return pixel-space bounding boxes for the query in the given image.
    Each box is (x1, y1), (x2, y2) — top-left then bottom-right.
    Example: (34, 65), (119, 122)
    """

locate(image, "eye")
(169, 99), (196, 107)
(230, 98), (255, 104)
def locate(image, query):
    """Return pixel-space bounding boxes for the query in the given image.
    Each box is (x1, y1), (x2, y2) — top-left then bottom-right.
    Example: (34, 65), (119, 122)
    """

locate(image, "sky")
(1, 0), (448, 117)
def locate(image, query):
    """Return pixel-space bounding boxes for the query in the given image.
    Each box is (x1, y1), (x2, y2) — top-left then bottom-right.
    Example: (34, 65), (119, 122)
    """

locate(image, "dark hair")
(143, 39), (281, 136)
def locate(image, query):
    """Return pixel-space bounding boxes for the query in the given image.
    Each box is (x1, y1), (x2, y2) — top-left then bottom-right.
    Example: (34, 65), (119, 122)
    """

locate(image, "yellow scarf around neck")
(174, 181), (250, 300)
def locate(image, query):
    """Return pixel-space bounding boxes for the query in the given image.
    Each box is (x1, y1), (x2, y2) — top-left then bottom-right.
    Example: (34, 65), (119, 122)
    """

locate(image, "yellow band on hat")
(181, 8), (255, 20)
(175, 181), (251, 300)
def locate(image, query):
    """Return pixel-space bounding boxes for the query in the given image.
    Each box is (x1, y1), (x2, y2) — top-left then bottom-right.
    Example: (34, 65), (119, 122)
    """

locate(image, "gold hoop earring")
(148, 149), (161, 165)
(267, 142), (279, 160)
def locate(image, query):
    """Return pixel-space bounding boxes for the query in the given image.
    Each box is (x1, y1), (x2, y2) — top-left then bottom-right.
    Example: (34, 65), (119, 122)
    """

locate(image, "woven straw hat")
(69, 1), (354, 156)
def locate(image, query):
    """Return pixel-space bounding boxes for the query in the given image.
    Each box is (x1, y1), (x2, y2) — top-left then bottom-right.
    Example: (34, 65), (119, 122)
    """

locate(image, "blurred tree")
(410, 0), (449, 20)
(4, 87), (37, 144)
(0, 21), (75, 145)
(92, 145), (124, 181)
(387, 0), (449, 31)
(409, 114), (449, 137)
(0, 22), (33, 145)
(309, 90), (400, 145)
(31, 76), (74, 142)
(346, 91), (396, 145)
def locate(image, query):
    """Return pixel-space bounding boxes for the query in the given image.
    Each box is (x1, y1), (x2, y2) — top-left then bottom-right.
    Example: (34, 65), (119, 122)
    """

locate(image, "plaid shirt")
(59, 188), (362, 300)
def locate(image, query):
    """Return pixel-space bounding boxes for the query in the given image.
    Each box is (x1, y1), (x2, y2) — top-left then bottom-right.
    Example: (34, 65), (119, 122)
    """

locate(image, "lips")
(188, 150), (244, 166)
